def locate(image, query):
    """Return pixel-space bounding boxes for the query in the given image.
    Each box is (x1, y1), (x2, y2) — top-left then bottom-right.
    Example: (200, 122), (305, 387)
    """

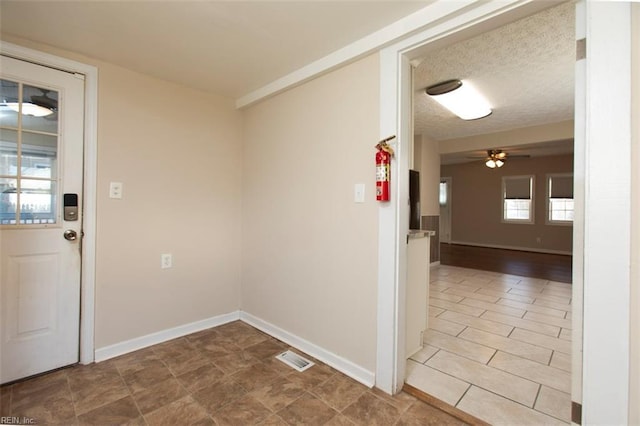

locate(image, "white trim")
(240, 311), (375, 388)
(0, 41), (98, 365)
(581, 3), (631, 424)
(235, 2), (483, 109)
(95, 311), (241, 362)
(449, 241), (572, 256)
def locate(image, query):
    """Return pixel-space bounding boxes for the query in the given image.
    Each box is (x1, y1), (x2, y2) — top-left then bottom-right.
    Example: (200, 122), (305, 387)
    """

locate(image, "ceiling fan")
(467, 149), (530, 168)
(30, 89), (58, 120)
(1, 87), (58, 119)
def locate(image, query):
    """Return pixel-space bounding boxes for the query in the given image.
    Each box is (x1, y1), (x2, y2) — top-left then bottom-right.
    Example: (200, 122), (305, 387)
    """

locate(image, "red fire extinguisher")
(375, 136), (395, 202)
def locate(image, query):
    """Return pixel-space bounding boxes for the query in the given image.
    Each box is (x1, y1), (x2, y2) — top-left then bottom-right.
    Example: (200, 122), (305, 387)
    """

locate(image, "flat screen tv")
(409, 169), (421, 230)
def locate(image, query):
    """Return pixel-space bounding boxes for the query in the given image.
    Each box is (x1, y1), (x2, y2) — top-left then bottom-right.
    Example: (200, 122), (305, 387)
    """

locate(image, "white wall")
(241, 54), (380, 376)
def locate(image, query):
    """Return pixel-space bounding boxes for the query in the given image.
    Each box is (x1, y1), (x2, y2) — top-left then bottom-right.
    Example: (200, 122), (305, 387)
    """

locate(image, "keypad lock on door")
(64, 193), (78, 221)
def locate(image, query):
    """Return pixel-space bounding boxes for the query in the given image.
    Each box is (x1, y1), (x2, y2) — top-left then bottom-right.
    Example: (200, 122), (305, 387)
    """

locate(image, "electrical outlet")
(161, 254), (172, 269)
(109, 182), (123, 199)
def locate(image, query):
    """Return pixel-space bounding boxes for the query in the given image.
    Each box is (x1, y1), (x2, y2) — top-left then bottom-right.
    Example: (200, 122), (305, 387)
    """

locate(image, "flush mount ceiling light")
(6, 102), (54, 117)
(425, 79), (492, 120)
(485, 150), (507, 168)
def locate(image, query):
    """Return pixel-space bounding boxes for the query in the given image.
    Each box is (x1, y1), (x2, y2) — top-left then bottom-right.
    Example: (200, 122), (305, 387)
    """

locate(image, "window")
(439, 181), (448, 206)
(548, 173), (573, 224)
(502, 175), (534, 223)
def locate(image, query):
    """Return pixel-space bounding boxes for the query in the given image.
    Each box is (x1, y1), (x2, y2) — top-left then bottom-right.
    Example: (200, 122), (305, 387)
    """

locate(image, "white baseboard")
(449, 241), (572, 256)
(94, 311), (241, 362)
(240, 311), (375, 388)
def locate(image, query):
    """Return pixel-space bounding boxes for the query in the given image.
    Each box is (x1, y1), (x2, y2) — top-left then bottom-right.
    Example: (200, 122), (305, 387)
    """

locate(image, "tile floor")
(406, 264), (572, 425)
(1, 321), (468, 425)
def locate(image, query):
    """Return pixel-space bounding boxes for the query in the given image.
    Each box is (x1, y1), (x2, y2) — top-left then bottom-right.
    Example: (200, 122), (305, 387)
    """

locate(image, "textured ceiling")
(440, 139), (575, 166)
(414, 1), (575, 142)
(0, 1), (428, 99)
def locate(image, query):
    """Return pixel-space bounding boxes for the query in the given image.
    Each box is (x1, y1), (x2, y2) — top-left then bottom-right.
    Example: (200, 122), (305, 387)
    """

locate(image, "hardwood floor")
(439, 243), (572, 283)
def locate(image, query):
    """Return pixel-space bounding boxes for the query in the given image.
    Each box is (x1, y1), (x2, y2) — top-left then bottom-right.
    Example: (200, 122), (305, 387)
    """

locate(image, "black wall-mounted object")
(409, 170), (421, 230)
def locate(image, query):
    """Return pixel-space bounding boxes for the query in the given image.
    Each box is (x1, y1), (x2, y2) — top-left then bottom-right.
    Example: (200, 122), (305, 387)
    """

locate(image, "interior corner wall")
(1, 35), (244, 350)
(440, 153), (573, 253)
(93, 64), (243, 349)
(241, 54), (380, 373)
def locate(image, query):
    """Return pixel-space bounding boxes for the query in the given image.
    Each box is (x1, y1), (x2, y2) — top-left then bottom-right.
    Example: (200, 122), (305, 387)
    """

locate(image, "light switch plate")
(354, 183), (365, 203)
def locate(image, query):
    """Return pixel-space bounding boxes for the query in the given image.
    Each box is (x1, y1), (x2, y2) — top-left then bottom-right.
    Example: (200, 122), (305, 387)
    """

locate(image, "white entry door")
(0, 56), (84, 384)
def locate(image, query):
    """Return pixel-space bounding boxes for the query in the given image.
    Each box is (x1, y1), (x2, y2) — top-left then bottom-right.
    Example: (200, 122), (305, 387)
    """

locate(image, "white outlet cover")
(109, 182), (123, 199)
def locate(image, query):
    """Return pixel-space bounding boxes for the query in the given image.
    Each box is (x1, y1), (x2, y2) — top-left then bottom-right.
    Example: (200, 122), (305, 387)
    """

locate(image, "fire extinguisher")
(375, 136), (395, 202)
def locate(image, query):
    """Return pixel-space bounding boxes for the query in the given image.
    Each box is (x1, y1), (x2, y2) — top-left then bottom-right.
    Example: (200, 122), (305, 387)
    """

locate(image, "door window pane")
(21, 85), (58, 133)
(21, 133), (57, 178)
(17, 179), (56, 225)
(0, 79), (19, 128)
(0, 80), (59, 226)
(0, 129), (18, 176)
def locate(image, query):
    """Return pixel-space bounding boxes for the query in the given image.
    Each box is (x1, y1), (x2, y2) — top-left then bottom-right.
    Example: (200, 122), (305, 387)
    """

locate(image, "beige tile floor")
(1, 321), (469, 425)
(406, 264), (572, 425)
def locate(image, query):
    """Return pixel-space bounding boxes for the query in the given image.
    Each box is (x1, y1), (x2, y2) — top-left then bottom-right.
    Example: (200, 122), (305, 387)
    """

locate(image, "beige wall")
(418, 134), (440, 216)
(94, 65), (243, 348)
(241, 54), (379, 371)
(441, 153), (573, 253)
(2, 36), (244, 349)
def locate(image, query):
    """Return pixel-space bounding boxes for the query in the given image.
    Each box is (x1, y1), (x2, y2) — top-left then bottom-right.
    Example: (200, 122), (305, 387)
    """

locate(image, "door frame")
(1, 41), (98, 365)
(377, 1), (634, 423)
(376, 0), (562, 395)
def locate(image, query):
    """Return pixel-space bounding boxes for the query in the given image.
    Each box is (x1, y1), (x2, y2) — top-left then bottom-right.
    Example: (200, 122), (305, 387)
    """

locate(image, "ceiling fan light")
(426, 80), (492, 120)
(485, 158), (496, 168)
(495, 159), (504, 167)
(6, 102), (54, 117)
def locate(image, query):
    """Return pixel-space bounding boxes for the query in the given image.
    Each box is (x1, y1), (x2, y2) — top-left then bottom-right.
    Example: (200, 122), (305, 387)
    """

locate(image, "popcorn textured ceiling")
(414, 2), (575, 141)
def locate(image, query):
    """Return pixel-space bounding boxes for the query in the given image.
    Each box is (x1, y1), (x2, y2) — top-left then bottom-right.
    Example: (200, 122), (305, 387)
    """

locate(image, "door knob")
(63, 229), (77, 241)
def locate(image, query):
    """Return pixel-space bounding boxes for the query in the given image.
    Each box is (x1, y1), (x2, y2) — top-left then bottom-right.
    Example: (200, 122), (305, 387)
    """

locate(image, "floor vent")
(276, 350), (314, 372)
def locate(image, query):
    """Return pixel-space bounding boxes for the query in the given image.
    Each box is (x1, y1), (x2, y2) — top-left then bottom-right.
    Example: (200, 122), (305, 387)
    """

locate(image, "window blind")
(504, 176), (532, 199)
(549, 175), (573, 198)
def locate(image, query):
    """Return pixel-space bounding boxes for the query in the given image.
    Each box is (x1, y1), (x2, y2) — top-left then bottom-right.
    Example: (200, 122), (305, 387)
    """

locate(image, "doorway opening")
(406, 3), (576, 423)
